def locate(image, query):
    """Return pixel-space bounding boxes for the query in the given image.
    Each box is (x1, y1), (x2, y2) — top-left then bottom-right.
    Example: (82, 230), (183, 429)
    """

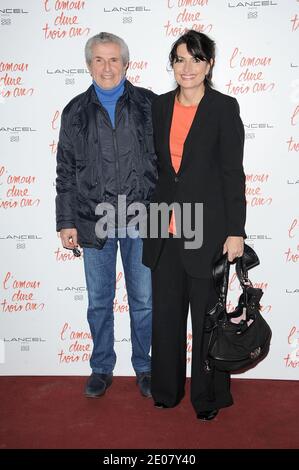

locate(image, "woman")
(142, 30), (246, 420)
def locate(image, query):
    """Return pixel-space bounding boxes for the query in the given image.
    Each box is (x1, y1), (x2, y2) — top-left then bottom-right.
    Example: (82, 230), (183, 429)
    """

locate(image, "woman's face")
(173, 43), (212, 92)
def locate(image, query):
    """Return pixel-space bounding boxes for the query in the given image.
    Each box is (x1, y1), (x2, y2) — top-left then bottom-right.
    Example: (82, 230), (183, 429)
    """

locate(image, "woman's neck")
(177, 85), (205, 106)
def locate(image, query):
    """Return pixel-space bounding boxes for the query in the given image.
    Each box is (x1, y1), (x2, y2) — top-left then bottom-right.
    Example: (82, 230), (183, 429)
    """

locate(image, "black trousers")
(151, 237), (233, 414)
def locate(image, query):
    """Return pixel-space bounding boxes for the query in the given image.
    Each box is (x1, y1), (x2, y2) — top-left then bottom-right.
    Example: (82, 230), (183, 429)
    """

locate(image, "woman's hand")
(223, 236), (244, 262)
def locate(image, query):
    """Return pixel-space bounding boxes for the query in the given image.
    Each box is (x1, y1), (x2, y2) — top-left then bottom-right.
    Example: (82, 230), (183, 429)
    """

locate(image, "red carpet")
(0, 377), (298, 449)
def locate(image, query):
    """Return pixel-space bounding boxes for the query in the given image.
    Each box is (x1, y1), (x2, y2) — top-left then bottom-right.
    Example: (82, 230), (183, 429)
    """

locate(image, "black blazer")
(142, 86), (246, 278)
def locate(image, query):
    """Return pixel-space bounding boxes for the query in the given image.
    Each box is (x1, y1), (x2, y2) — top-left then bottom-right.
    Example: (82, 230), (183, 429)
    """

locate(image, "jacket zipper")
(95, 97), (124, 197)
(112, 129), (121, 194)
(113, 98), (126, 196)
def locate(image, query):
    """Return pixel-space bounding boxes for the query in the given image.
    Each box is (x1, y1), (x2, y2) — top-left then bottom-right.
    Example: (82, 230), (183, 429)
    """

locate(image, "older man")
(56, 32), (157, 398)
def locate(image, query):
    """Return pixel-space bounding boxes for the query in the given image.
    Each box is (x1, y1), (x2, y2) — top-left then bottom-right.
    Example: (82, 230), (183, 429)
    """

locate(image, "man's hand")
(223, 236), (244, 262)
(59, 228), (79, 249)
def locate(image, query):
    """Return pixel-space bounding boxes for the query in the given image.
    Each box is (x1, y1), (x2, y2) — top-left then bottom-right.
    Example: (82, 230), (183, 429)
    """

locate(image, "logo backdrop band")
(0, 0), (298, 379)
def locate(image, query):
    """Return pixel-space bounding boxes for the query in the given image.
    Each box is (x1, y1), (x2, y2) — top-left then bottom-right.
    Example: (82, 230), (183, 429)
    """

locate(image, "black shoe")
(197, 409), (219, 421)
(136, 371), (152, 398)
(85, 373), (113, 398)
(154, 402), (169, 409)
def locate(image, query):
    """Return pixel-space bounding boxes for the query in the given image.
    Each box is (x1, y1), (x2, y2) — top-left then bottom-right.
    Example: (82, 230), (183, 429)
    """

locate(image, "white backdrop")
(0, 0), (298, 379)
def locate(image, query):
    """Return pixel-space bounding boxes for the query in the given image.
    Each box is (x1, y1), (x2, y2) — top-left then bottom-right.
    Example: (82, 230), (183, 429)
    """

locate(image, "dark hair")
(169, 30), (215, 88)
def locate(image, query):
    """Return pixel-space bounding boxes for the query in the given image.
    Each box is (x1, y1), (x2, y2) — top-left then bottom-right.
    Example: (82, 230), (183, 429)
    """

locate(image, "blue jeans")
(83, 227), (152, 375)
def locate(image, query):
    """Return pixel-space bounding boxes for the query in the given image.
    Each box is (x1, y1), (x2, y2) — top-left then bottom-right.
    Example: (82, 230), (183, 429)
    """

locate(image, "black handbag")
(204, 244), (272, 373)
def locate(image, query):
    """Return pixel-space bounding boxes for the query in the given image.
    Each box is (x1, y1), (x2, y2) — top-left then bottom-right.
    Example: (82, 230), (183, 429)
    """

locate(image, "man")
(56, 32), (157, 398)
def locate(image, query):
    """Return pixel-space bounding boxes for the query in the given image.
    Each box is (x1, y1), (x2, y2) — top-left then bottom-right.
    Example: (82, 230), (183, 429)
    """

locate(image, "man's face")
(87, 42), (127, 89)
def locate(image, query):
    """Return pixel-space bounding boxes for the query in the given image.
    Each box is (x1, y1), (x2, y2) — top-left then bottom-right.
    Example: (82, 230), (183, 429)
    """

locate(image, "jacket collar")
(164, 86), (217, 177)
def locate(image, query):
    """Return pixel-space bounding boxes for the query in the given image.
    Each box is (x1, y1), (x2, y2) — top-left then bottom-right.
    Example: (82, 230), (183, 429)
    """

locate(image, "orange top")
(169, 98), (198, 234)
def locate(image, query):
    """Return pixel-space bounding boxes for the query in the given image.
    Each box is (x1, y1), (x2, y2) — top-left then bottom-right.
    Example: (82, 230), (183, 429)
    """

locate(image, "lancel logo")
(0, 234), (42, 240)
(285, 289), (299, 294)
(4, 337), (46, 343)
(246, 234), (272, 240)
(103, 6), (151, 13)
(244, 123), (273, 129)
(46, 68), (89, 75)
(57, 286), (87, 292)
(0, 9), (29, 14)
(0, 127), (36, 132)
(228, 1), (277, 7)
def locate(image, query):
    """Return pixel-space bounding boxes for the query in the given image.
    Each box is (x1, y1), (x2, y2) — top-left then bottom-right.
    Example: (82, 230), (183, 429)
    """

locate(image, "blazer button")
(174, 176), (179, 183)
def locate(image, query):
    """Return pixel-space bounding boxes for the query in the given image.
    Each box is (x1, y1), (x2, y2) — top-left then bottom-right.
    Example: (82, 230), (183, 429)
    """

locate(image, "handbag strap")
(236, 255), (251, 287)
(219, 257), (230, 305)
(213, 245), (259, 307)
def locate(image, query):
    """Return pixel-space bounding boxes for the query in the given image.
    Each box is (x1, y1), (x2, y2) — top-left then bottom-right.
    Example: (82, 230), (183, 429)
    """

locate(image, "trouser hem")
(91, 369), (113, 375)
(195, 398), (234, 414)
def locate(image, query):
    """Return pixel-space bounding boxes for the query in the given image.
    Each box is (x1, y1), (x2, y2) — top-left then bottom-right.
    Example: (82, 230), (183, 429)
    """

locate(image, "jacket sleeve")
(55, 110), (77, 232)
(219, 97), (247, 238)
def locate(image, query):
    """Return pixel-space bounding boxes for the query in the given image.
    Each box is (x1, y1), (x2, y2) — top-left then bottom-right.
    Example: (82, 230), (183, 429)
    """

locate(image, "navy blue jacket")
(56, 80), (157, 248)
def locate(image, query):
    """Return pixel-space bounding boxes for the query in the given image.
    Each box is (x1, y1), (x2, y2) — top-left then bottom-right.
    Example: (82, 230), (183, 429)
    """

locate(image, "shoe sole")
(197, 411), (219, 421)
(85, 391), (105, 398)
(141, 392), (152, 398)
(136, 381), (152, 398)
(85, 380), (112, 398)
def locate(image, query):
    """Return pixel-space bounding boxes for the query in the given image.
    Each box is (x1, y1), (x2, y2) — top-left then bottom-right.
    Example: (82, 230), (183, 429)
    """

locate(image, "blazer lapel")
(179, 86), (216, 175)
(164, 87), (214, 176)
(164, 86), (216, 177)
(163, 90), (176, 176)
